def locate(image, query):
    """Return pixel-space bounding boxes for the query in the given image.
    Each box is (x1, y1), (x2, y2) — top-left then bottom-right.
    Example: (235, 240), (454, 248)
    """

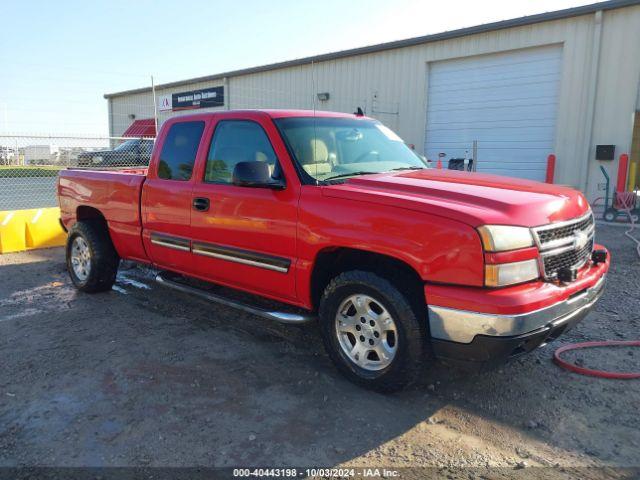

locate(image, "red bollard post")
(616, 153), (629, 192)
(545, 154), (556, 183)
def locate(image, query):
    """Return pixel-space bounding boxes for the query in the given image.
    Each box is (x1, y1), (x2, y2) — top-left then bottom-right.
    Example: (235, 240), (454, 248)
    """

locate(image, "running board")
(155, 272), (315, 325)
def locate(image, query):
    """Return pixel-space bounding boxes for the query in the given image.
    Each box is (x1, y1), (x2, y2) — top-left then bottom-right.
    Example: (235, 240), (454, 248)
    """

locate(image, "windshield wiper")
(323, 171), (379, 182)
(388, 166), (425, 171)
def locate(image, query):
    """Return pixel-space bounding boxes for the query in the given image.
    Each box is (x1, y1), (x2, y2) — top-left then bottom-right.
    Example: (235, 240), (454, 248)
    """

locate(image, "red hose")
(553, 340), (640, 379)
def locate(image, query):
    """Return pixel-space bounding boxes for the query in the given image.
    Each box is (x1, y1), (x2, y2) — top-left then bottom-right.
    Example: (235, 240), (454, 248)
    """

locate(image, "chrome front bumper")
(428, 274), (606, 344)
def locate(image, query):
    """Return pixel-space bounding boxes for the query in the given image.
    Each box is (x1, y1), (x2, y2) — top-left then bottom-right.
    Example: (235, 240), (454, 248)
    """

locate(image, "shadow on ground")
(0, 226), (638, 473)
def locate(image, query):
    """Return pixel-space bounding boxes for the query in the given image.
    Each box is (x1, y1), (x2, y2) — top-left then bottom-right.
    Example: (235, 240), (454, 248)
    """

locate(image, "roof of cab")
(262, 109), (367, 119)
(163, 109), (372, 122)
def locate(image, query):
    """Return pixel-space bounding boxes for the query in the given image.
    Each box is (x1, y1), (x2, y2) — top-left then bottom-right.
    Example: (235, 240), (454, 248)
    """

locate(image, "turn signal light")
(485, 259), (540, 287)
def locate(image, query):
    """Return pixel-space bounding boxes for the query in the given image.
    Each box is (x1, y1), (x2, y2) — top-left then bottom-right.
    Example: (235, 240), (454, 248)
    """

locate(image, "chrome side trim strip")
(155, 272), (314, 324)
(428, 274), (606, 343)
(150, 233), (191, 252)
(192, 242), (290, 273)
(148, 233), (291, 273)
(193, 249), (288, 273)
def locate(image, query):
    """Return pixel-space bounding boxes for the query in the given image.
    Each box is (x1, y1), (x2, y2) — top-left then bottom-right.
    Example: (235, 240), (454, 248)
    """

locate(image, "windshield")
(274, 117), (428, 182)
(114, 139), (139, 152)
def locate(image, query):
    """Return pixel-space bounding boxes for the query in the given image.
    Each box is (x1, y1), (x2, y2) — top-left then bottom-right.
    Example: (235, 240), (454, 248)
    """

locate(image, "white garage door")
(424, 45), (562, 181)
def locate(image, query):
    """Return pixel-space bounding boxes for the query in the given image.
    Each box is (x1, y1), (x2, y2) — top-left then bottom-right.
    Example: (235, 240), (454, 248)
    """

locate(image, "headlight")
(477, 225), (534, 252)
(92, 156), (103, 164)
(485, 259), (539, 287)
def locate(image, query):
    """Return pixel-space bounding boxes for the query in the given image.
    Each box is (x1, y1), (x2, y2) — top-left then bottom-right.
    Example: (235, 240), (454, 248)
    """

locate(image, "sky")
(0, 0), (596, 136)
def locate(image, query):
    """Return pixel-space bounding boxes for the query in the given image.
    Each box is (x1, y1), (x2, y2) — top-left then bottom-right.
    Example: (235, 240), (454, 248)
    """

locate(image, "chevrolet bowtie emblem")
(573, 230), (589, 250)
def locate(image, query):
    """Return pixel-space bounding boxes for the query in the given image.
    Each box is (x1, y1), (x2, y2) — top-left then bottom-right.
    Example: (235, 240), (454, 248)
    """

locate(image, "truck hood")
(321, 169), (590, 227)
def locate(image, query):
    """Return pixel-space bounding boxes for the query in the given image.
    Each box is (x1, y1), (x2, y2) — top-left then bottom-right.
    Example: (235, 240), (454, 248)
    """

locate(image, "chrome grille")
(532, 212), (595, 279)
(542, 238), (594, 276)
(536, 215), (593, 246)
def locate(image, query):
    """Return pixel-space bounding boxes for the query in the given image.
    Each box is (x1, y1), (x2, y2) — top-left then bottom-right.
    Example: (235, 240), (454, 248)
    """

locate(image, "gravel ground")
(0, 225), (639, 478)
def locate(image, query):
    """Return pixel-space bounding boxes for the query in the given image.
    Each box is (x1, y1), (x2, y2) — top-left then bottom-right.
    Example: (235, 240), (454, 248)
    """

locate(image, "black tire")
(66, 220), (119, 293)
(319, 270), (426, 392)
(603, 208), (617, 222)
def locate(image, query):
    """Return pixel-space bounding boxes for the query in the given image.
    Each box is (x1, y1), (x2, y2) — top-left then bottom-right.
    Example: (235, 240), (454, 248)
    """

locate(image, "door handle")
(192, 197), (210, 212)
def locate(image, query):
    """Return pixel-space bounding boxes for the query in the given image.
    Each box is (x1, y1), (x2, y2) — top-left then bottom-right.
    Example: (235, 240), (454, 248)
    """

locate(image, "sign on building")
(158, 94), (172, 111)
(172, 86), (224, 110)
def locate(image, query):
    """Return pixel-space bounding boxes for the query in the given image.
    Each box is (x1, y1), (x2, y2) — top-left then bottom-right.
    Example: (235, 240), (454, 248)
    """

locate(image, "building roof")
(104, 0), (640, 99)
(122, 118), (156, 137)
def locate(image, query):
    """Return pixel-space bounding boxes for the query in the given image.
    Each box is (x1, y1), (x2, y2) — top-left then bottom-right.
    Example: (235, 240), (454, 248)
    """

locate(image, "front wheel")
(66, 220), (119, 293)
(319, 271), (426, 392)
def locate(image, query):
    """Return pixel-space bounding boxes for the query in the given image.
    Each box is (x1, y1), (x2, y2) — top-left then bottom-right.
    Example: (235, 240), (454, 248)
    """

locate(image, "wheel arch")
(76, 205), (107, 224)
(309, 246), (426, 317)
(73, 206), (116, 248)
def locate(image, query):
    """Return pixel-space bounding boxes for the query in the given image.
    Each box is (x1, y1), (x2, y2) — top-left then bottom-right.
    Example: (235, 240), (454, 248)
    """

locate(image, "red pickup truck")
(58, 109), (609, 391)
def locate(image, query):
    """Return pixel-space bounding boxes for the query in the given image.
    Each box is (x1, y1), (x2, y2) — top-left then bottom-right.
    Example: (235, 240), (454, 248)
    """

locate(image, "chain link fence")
(0, 134), (554, 211)
(0, 82), (556, 212)
(0, 135), (154, 210)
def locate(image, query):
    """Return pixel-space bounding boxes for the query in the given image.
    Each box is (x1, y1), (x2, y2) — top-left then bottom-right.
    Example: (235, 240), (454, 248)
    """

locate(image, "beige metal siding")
(109, 91), (155, 136)
(108, 5), (640, 201)
(108, 81), (226, 137)
(587, 6), (640, 197)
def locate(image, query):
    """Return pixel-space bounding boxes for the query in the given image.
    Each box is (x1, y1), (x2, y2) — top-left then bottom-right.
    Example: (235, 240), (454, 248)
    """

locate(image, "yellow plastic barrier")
(25, 208), (67, 249)
(0, 210), (28, 253)
(0, 207), (66, 254)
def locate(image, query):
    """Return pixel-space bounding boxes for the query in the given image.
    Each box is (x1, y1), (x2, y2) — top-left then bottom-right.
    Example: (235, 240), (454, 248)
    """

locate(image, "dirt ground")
(0, 224), (639, 478)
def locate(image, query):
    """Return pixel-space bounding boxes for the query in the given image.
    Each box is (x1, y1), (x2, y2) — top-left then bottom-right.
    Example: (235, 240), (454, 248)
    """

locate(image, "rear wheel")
(603, 208), (618, 222)
(319, 271), (426, 392)
(66, 220), (119, 293)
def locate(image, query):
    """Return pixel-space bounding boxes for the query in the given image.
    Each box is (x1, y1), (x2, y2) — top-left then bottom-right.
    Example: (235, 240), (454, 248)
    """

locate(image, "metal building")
(105, 0), (640, 202)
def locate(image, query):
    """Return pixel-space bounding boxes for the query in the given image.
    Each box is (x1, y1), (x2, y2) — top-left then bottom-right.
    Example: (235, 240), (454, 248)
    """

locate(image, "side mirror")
(232, 161), (285, 189)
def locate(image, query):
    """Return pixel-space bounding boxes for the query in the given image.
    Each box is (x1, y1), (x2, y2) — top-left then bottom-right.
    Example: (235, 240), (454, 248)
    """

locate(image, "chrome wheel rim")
(335, 294), (398, 371)
(70, 236), (91, 281)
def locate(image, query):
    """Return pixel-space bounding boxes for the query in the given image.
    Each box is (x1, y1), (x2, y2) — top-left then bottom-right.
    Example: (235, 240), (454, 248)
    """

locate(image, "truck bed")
(58, 168), (149, 262)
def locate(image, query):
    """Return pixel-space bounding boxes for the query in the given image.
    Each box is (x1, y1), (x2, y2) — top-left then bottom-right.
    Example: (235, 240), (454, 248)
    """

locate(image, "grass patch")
(0, 166), (63, 178)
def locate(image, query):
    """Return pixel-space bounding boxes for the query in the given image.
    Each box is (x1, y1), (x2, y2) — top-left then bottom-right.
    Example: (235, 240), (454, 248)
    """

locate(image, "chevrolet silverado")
(57, 110), (609, 391)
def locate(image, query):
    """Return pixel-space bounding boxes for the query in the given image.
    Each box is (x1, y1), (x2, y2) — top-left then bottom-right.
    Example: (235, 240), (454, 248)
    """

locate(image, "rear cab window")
(157, 121), (205, 180)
